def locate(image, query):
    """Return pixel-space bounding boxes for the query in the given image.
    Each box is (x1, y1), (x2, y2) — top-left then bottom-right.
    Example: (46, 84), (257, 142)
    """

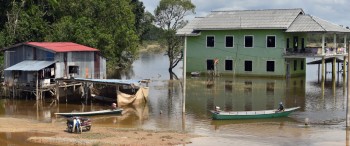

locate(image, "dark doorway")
(225, 60), (233, 71)
(207, 59), (214, 70)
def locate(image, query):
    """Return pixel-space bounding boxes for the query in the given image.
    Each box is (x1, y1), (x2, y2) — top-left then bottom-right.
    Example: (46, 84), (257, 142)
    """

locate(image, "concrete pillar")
(318, 64), (320, 82)
(347, 49), (350, 127)
(334, 34), (337, 53)
(332, 57), (336, 80)
(344, 56), (347, 78)
(322, 34), (326, 55)
(345, 35), (348, 53)
(183, 35), (187, 113)
(322, 56), (325, 82)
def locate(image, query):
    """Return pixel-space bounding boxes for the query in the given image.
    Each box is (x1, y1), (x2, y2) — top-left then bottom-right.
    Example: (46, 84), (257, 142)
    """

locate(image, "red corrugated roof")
(26, 42), (99, 52)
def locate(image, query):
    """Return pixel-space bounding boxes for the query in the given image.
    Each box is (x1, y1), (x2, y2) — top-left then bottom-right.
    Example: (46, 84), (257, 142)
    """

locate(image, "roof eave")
(194, 27), (287, 30)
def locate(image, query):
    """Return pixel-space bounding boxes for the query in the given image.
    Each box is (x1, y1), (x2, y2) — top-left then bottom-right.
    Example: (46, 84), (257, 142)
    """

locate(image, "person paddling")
(277, 102), (284, 111)
(111, 103), (117, 110)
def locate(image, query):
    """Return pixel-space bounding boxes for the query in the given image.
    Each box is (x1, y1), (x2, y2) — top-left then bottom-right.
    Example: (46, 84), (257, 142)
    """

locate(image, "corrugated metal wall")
(55, 52), (106, 79)
(100, 55), (106, 79)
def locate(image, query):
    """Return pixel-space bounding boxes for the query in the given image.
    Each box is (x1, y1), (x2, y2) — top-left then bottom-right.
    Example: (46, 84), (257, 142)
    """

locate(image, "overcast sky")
(140, 0), (350, 27)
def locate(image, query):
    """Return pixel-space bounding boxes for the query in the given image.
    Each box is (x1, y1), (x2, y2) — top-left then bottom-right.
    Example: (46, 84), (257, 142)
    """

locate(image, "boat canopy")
(73, 78), (145, 86)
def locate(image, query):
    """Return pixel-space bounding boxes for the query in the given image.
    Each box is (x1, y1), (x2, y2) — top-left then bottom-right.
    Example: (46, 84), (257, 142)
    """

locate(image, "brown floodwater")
(0, 131), (55, 146)
(0, 53), (349, 145)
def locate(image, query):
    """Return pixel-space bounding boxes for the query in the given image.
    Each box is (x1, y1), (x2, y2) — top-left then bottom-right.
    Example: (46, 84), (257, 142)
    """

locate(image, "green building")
(177, 8), (350, 77)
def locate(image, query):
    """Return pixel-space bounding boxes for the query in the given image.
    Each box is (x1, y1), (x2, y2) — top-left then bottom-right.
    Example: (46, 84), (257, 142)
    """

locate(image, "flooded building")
(177, 8), (350, 77)
(1, 42), (106, 100)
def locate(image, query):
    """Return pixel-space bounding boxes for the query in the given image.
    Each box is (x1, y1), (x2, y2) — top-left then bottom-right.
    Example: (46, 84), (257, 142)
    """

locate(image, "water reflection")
(186, 77), (303, 114)
(0, 131), (55, 146)
(92, 104), (149, 128)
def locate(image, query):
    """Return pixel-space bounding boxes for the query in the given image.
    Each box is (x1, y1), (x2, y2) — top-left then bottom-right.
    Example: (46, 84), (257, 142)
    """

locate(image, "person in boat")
(111, 103), (117, 110)
(277, 102), (285, 111)
(214, 106), (221, 114)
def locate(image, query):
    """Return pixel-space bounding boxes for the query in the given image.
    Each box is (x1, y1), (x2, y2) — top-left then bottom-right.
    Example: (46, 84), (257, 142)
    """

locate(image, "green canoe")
(211, 107), (300, 120)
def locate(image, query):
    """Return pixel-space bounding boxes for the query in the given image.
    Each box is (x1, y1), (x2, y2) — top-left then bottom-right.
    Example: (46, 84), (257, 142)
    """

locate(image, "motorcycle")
(66, 116), (92, 133)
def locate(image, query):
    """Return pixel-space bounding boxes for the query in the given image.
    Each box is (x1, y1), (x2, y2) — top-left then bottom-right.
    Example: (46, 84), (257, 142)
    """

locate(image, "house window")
(293, 36), (298, 49)
(294, 60), (297, 71)
(225, 60), (233, 71)
(225, 36), (234, 48)
(266, 35), (276, 48)
(207, 59), (214, 70)
(245, 60), (252, 71)
(69, 66), (79, 74)
(46, 52), (54, 61)
(207, 36), (215, 47)
(301, 60), (304, 70)
(266, 61), (275, 72)
(244, 35), (253, 48)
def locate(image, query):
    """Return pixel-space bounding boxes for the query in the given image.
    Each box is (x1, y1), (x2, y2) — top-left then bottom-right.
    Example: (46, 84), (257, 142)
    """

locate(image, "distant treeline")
(0, 0), (163, 68)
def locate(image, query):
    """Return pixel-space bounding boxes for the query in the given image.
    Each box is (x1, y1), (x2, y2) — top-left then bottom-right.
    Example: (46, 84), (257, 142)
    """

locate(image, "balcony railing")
(284, 47), (347, 57)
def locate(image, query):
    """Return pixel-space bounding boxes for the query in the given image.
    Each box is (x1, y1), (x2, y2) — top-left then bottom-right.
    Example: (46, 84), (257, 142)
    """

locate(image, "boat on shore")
(55, 109), (123, 117)
(211, 107), (300, 120)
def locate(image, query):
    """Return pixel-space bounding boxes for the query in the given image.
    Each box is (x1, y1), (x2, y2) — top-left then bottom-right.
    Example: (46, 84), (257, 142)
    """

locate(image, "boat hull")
(211, 107), (300, 120)
(55, 109), (123, 117)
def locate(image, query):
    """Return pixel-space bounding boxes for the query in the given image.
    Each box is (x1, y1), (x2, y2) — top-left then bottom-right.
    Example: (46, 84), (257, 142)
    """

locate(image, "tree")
(154, 0), (195, 79)
(47, 0), (139, 69)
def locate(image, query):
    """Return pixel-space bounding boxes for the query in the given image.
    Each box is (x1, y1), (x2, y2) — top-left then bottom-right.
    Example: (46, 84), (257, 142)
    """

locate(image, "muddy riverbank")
(0, 117), (196, 146)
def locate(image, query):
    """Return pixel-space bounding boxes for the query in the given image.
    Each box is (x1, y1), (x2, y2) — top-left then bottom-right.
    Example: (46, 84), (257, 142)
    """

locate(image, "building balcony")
(283, 47), (347, 58)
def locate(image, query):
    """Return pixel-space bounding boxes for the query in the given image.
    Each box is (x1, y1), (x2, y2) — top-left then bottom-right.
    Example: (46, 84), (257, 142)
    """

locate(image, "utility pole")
(347, 35), (350, 127)
(183, 35), (187, 113)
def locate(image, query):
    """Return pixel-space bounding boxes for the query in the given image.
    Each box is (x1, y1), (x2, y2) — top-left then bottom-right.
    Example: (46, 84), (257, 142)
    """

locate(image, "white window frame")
(266, 60), (275, 72)
(206, 35), (215, 48)
(225, 35), (234, 48)
(266, 35), (276, 48)
(244, 35), (254, 48)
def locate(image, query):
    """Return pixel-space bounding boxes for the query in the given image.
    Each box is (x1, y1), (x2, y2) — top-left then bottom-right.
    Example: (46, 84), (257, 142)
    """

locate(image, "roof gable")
(176, 17), (204, 35)
(26, 42), (99, 52)
(287, 15), (350, 32)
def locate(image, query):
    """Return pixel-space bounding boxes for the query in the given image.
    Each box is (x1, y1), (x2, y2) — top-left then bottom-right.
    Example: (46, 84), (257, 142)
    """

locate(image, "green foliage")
(0, 0), (152, 69)
(154, 0), (195, 77)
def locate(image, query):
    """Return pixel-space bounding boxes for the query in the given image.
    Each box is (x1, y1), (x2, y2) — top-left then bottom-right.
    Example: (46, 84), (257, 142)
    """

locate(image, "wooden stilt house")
(1, 42), (106, 99)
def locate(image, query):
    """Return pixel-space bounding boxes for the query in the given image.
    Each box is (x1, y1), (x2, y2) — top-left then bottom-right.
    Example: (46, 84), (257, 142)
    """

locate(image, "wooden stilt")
(56, 81), (59, 103)
(85, 82), (88, 103)
(36, 72), (39, 100)
(116, 85), (119, 104)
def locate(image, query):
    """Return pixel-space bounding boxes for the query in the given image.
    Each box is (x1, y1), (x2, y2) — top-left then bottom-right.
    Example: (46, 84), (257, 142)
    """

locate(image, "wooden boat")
(190, 71), (200, 77)
(91, 94), (116, 103)
(211, 107), (300, 120)
(55, 109), (123, 117)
